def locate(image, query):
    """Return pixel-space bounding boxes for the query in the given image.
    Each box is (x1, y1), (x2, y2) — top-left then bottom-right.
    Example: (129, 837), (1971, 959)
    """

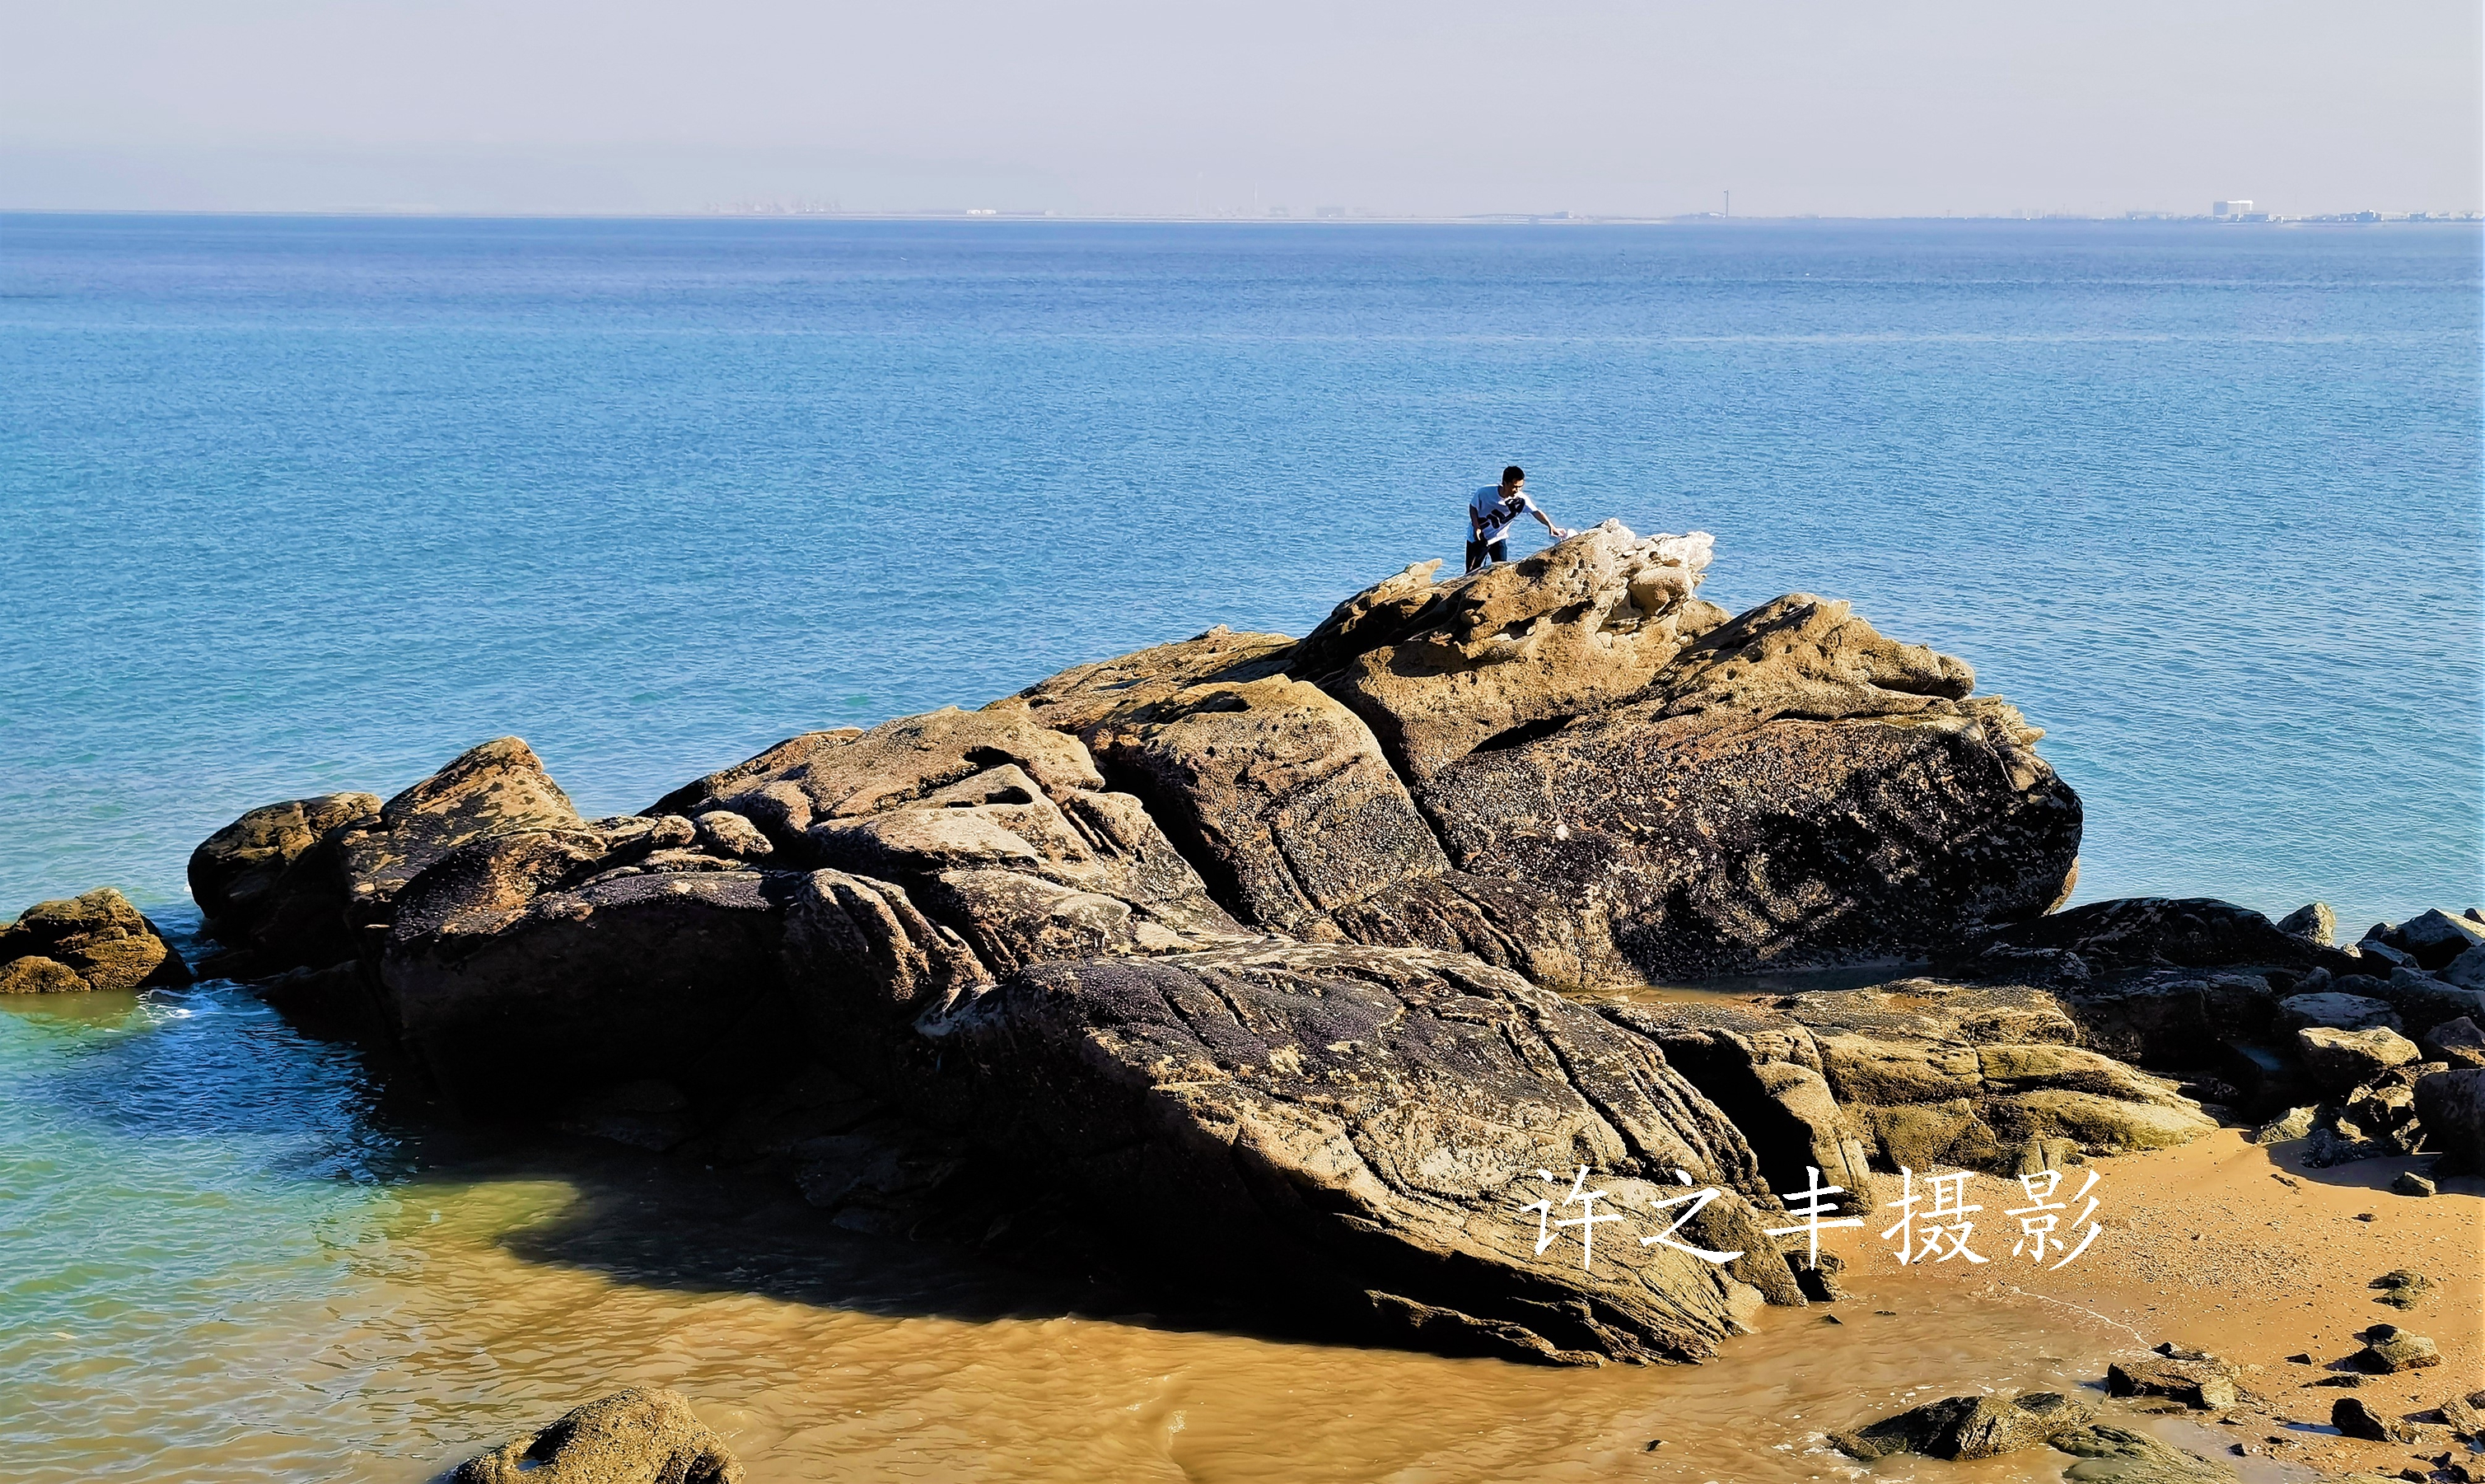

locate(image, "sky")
(2, 1), (2479, 218)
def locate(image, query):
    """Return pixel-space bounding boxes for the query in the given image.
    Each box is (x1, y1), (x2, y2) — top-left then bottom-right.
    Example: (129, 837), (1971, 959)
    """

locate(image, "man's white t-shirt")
(1470, 486), (1534, 544)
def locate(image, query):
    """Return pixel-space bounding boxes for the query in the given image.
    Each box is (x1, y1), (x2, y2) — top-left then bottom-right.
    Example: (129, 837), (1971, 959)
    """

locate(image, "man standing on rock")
(1468, 465), (1572, 573)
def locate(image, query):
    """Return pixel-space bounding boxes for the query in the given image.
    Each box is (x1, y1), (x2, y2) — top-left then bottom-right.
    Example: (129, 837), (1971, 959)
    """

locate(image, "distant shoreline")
(3, 206), (2480, 227)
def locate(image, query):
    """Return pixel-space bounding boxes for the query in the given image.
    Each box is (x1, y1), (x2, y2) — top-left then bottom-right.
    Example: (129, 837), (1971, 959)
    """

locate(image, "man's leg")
(1465, 538), (1488, 574)
(1488, 539), (1508, 567)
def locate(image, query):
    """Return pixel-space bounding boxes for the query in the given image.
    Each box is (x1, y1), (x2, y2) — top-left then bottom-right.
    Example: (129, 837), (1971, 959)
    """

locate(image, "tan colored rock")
(329, 738), (583, 955)
(450, 1386), (743, 1484)
(1305, 524), (1726, 783)
(698, 707), (1245, 970)
(186, 792), (382, 969)
(2296, 1024), (2420, 1091)
(0, 956), (86, 994)
(0, 888), (189, 993)
(647, 726), (863, 816)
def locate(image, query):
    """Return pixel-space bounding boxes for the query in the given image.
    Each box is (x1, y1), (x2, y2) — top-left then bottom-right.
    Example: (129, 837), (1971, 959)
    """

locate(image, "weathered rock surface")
(0, 888), (189, 993)
(2295, 1025), (2420, 1092)
(380, 814), (810, 1113)
(2390, 908), (2485, 970)
(1298, 524), (1726, 784)
(694, 706), (1245, 972)
(1830, 1391), (2094, 1461)
(1417, 590), (2081, 978)
(916, 941), (1796, 1365)
(186, 791), (381, 971)
(450, 1386), (743, 1484)
(1605, 980), (2212, 1193)
(2413, 1066), (2485, 1173)
(1966, 897), (2347, 974)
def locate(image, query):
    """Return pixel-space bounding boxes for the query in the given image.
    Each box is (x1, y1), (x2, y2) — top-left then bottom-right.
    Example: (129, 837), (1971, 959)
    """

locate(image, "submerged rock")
(0, 888), (189, 993)
(2048, 1423), (2236, 1482)
(1829, 1391), (2093, 1460)
(449, 1386), (744, 1484)
(2107, 1353), (2240, 1410)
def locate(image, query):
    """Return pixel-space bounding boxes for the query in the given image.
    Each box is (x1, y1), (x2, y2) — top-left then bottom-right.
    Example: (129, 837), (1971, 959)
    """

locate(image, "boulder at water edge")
(450, 1387), (743, 1484)
(0, 888), (189, 993)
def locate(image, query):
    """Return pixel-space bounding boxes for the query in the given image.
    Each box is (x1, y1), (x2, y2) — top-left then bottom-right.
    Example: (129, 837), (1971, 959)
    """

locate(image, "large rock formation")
(0, 887), (190, 993)
(183, 530), (2128, 1365)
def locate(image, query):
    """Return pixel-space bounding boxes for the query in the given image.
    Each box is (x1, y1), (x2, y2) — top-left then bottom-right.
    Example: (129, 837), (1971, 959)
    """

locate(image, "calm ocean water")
(0, 214), (2478, 1478)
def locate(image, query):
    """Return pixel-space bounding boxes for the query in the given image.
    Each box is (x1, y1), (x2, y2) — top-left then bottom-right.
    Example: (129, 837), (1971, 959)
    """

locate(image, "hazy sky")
(4, 1), (2478, 217)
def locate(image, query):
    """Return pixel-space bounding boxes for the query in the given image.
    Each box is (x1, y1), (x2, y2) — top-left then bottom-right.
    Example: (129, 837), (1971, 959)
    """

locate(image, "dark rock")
(449, 1386), (744, 1483)
(1829, 1390), (2094, 1460)
(336, 737), (583, 950)
(2357, 1324), (2442, 1372)
(692, 810), (773, 860)
(2395, 909), (2485, 970)
(1968, 896), (2347, 973)
(2108, 1354), (2240, 1410)
(1411, 588), (2081, 978)
(2442, 946), (2485, 990)
(2372, 1270), (2433, 1307)
(2357, 937), (2418, 971)
(2047, 1422), (2236, 1482)
(2418, 1015), (2485, 1068)
(0, 888), (190, 993)
(2277, 902), (2337, 945)
(2296, 1025), (2421, 1092)
(918, 941), (1793, 1365)
(2331, 1395), (2416, 1443)
(2413, 1067), (2485, 1174)
(2373, 967), (2485, 1034)
(2390, 1170), (2436, 1197)
(2069, 973), (2277, 1068)
(2275, 992), (2402, 1034)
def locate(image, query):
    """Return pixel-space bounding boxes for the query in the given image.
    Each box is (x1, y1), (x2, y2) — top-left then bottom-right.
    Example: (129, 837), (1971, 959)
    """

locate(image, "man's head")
(1501, 464), (1525, 493)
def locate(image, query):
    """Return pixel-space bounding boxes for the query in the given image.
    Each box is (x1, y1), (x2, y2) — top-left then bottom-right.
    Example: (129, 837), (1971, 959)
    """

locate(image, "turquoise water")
(0, 214), (2478, 1477)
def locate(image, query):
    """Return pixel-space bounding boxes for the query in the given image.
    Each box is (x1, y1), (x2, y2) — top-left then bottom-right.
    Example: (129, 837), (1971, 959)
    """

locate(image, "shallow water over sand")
(4, 955), (2237, 1483)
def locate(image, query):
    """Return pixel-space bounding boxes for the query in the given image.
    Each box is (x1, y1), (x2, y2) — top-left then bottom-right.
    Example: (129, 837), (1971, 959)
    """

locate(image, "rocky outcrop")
(913, 940), (1797, 1365)
(2046, 1423), (2235, 1482)
(176, 535), (2124, 1367)
(450, 1387), (743, 1484)
(0, 888), (189, 993)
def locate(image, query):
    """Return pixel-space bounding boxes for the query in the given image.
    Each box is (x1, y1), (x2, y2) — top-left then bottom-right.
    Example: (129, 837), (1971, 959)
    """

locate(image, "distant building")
(2213, 199), (2254, 218)
(1315, 206), (1347, 219)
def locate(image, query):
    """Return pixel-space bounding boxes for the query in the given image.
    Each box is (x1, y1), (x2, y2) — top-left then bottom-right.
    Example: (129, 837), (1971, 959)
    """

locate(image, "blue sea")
(0, 214), (2478, 1481)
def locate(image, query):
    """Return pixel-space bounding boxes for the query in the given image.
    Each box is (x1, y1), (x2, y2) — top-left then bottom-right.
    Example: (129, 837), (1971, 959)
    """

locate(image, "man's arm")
(1532, 506), (1573, 540)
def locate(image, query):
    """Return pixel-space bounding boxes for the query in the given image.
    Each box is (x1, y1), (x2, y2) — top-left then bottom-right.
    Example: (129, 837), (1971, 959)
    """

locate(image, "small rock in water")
(2331, 1395), (2416, 1442)
(450, 1386), (745, 1483)
(1829, 1392), (2093, 1461)
(2389, 1170), (2437, 1197)
(2048, 1423), (2235, 1482)
(2357, 1324), (2442, 1373)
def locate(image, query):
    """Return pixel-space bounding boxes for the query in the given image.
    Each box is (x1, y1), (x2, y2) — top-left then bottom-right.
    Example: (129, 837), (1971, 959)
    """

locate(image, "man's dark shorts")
(1464, 538), (1507, 573)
